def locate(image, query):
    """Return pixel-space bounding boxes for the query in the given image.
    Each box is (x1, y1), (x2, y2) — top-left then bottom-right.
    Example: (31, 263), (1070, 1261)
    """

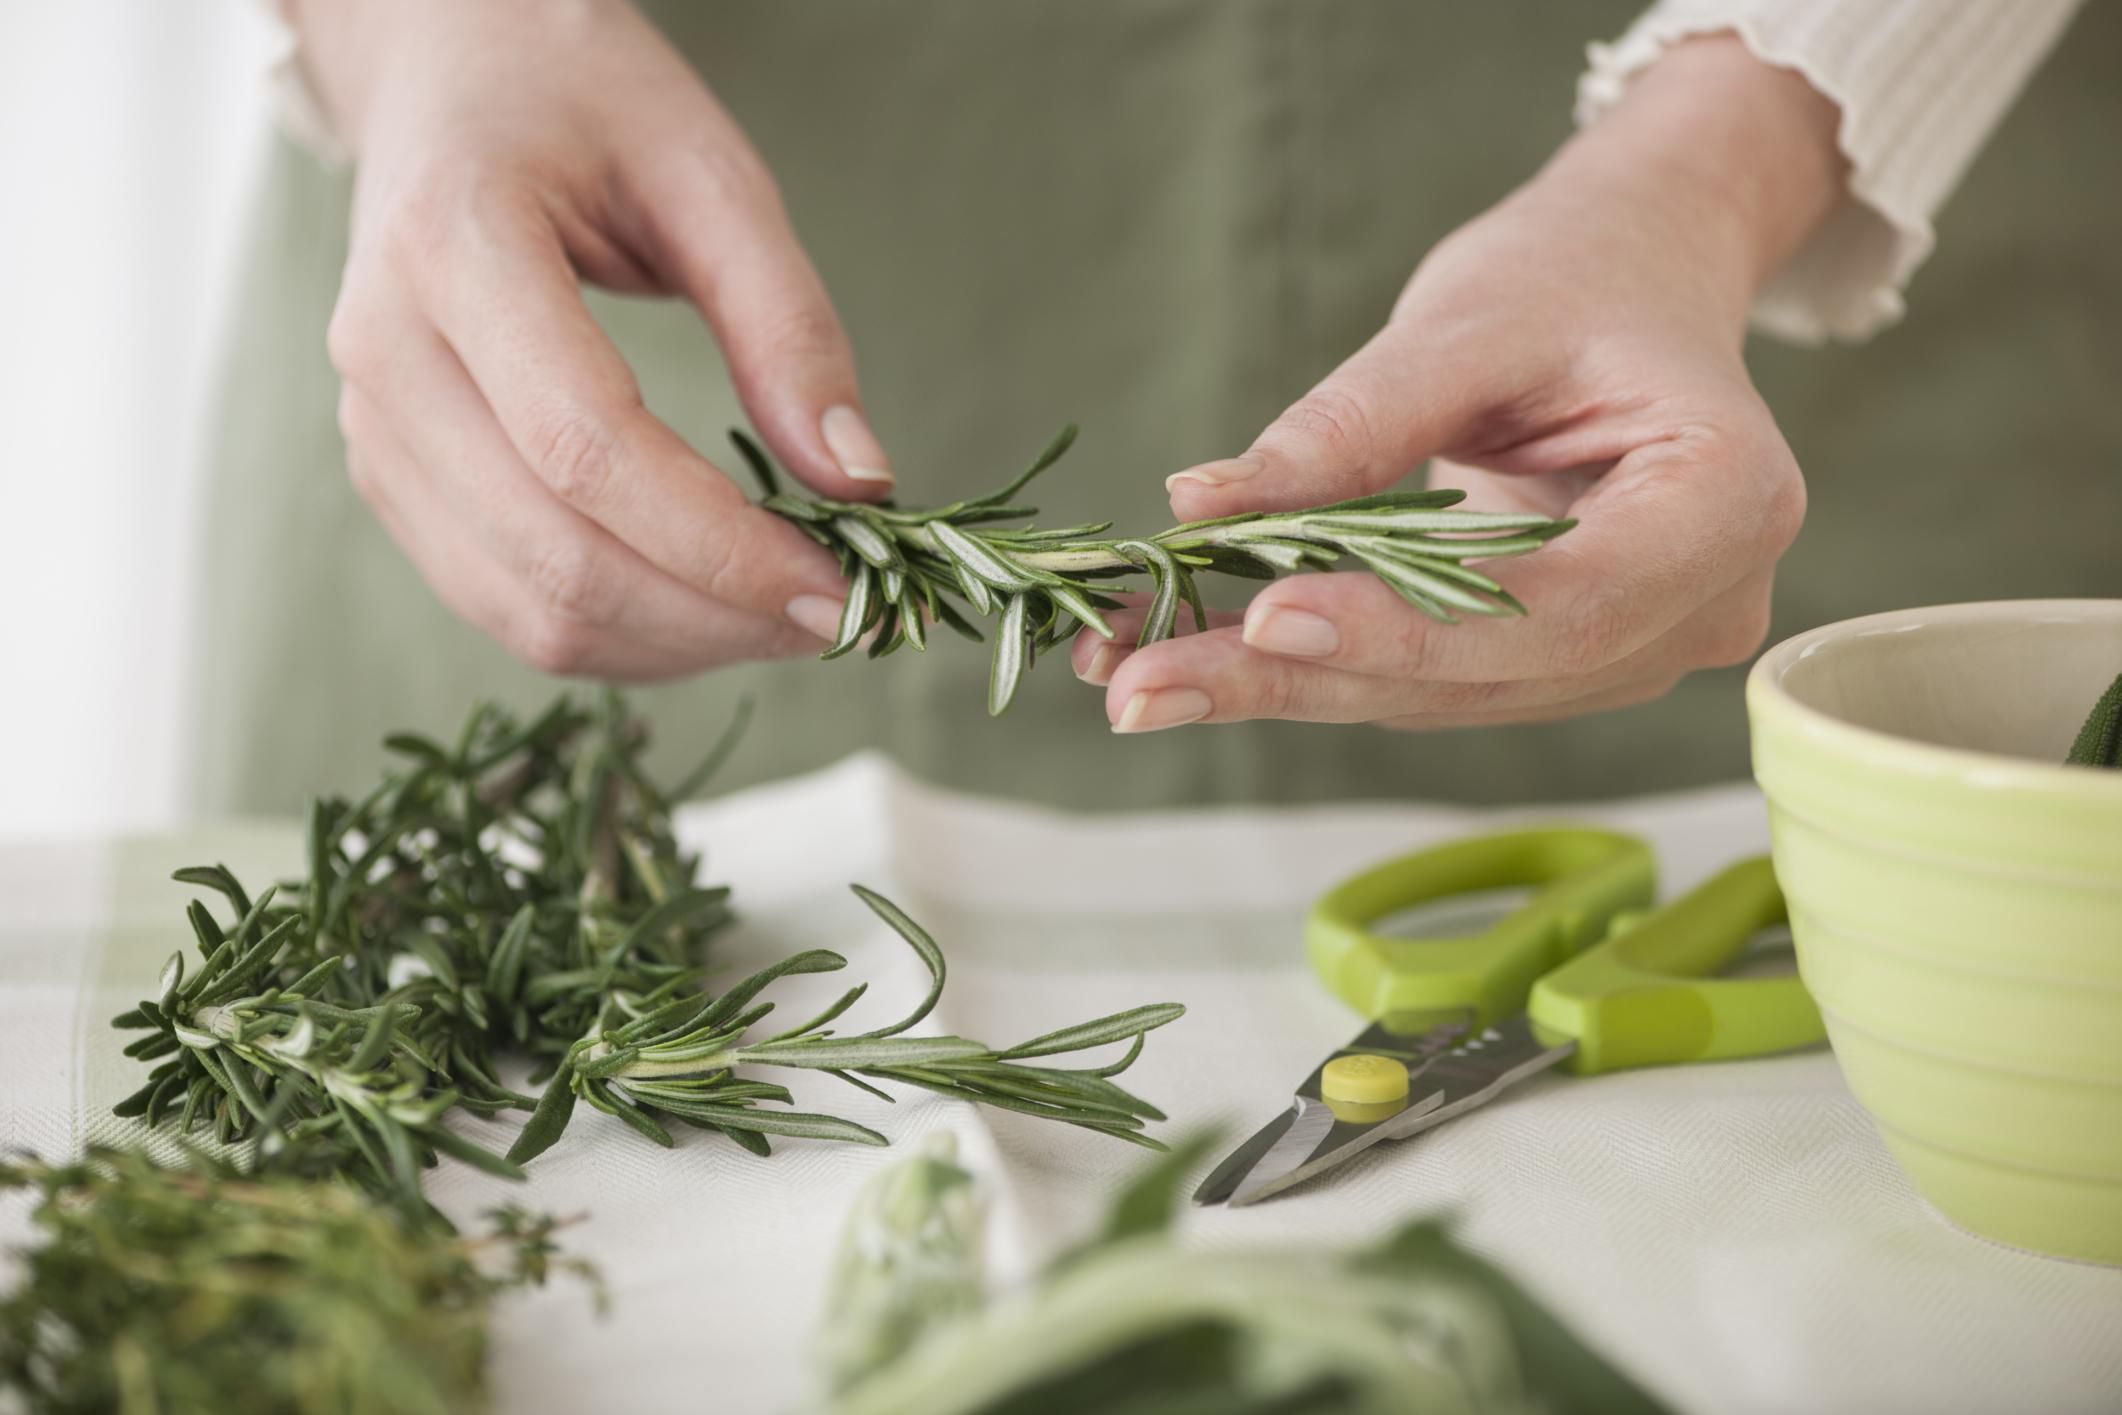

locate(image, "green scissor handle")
(1528, 855), (1825, 1075)
(1306, 827), (1656, 1035)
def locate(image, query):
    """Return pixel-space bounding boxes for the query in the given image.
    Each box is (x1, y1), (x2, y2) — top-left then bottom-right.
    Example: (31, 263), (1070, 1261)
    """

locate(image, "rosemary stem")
(1010, 545), (1139, 573)
(894, 514), (1530, 576)
(892, 523), (1132, 575)
(606, 1052), (739, 1079)
(193, 1004), (240, 1040)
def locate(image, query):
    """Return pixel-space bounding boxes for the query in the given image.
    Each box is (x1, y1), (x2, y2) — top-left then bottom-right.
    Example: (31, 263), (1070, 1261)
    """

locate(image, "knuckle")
(1384, 605), (1457, 678)
(679, 142), (780, 215)
(527, 536), (613, 625)
(753, 303), (848, 368)
(691, 535), (752, 608)
(525, 402), (622, 506)
(1761, 467), (1808, 554)
(325, 294), (383, 381)
(380, 162), (541, 294)
(1425, 678), (1509, 714)
(696, 551), (746, 606)
(376, 178), (455, 266)
(512, 614), (599, 678)
(1706, 603), (1774, 668)
(385, 164), (482, 254)
(1247, 663), (1342, 723)
(1274, 385), (1379, 474)
(1247, 668), (1304, 721)
(1550, 602), (1630, 677)
(687, 506), (779, 609)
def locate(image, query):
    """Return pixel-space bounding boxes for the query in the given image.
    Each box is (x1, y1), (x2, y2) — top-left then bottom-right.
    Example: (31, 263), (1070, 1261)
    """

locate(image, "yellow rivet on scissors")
(1321, 1053), (1410, 1105)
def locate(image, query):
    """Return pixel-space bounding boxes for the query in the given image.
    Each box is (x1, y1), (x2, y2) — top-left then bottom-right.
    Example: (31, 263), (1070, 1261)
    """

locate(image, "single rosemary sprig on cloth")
(0, 1145), (596, 1415)
(2065, 670), (2122, 768)
(508, 885), (1184, 1162)
(111, 692), (1184, 1210)
(740, 426), (1575, 715)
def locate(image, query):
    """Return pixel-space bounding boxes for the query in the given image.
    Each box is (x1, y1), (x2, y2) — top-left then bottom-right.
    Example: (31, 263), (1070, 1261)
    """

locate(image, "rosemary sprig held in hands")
(741, 425), (1576, 714)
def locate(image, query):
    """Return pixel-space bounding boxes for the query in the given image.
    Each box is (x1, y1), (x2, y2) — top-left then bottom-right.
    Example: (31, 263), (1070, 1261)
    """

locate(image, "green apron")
(189, 0), (2121, 815)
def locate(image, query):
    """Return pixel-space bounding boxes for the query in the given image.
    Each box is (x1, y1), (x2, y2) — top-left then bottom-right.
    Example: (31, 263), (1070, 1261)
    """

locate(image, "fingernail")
(1243, 606), (1340, 658)
(821, 405), (894, 485)
(1113, 688), (1212, 734)
(1165, 455), (1261, 495)
(1076, 642), (1122, 686)
(786, 594), (845, 641)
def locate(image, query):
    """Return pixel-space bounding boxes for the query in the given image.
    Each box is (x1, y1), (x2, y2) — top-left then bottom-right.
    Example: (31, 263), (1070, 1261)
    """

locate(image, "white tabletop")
(4, 753), (2118, 1413)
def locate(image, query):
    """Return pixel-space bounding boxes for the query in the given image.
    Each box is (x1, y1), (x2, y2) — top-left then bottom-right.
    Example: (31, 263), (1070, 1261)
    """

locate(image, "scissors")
(1194, 827), (1826, 1207)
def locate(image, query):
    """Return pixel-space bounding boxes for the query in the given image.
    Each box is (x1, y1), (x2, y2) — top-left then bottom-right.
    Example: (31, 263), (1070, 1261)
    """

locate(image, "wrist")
(285, 0), (411, 153)
(289, 0), (619, 156)
(1537, 35), (1846, 327)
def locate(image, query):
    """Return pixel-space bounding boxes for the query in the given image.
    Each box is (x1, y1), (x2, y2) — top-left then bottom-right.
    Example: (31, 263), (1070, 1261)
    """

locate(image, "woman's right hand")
(299, 0), (883, 678)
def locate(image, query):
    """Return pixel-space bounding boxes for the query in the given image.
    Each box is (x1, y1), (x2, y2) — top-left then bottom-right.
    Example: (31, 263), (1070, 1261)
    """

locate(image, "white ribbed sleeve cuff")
(1579, 0), (2082, 344)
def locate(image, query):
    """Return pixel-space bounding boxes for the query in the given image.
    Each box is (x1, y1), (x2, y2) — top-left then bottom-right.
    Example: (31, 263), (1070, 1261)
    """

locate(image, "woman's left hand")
(1073, 36), (1844, 735)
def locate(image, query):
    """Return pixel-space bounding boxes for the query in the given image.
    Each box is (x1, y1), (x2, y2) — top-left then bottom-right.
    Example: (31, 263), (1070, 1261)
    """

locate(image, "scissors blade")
(1192, 1104), (1298, 1206)
(1226, 1016), (1574, 1206)
(1196, 1017), (1468, 1207)
(1226, 1089), (1446, 1206)
(1393, 1015), (1577, 1136)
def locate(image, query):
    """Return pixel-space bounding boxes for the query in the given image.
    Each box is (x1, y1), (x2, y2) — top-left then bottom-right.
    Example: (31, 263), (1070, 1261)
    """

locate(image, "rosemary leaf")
(506, 1061), (581, 1165)
(999, 1004), (1190, 1059)
(988, 594), (1030, 718)
(740, 1037), (996, 1070)
(849, 884), (945, 1038)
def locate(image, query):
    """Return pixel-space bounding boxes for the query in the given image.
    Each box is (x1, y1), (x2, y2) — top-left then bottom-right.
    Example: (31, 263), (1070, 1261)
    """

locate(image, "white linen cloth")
(4, 754), (2118, 1413)
(1580, 0), (2084, 344)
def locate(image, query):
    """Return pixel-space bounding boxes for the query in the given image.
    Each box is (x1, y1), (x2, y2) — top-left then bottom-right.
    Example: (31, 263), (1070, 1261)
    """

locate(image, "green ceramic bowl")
(1748, 600), (2122, 1263)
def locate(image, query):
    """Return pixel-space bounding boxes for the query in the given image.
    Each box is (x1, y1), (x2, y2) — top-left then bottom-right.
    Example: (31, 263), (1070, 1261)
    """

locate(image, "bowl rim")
(1747, 599), (2122, 802)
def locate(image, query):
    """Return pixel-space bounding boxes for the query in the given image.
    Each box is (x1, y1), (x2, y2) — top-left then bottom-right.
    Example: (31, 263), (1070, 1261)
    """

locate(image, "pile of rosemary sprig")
(0, 1146), (595, 1415)
(739, 426), (1575, 714)
(110, 691), (1182, 1214)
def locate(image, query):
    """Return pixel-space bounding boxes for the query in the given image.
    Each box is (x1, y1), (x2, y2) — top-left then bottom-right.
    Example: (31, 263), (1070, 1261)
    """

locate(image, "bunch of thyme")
(0, 1146), (596, 1415)
(740, 426), (1575, 714)
(110, 692), (1183, 1212)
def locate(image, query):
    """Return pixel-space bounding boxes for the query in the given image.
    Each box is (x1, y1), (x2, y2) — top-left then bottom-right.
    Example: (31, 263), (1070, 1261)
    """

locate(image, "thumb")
(1166, 323), (1480, 521)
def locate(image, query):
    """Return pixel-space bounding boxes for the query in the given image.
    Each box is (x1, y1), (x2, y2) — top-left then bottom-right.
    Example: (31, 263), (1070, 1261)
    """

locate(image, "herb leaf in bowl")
(2065, 670), (2121, 768)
